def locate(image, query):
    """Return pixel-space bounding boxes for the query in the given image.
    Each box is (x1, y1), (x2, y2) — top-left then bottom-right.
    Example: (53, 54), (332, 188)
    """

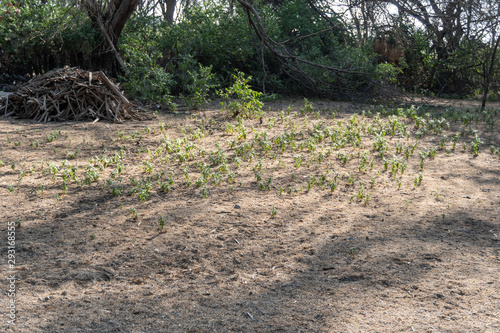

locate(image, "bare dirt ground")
(0, 98), (499, 332)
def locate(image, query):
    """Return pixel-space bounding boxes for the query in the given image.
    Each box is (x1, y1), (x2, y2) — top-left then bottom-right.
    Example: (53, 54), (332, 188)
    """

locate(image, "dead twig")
(1, 67), (150, 122)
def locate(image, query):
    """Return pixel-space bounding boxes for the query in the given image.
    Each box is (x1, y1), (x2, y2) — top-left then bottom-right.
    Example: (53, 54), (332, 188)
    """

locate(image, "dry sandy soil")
(0, 98), (499, 332)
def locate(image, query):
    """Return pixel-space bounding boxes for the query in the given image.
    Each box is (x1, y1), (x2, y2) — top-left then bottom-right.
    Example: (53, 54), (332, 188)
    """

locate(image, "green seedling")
(470, 134), (483, 156)
(18, 170), (26, 183)
(419, 150), (427, 169)
(293, 154), (303, 168)
(271, 205), (278, 217)
(434, 190), (441, 200)
(129, 208), (138, 220)
(329, 181), (338, 192)
(337, 152), (348, 164)
(159, 215), (165, 232)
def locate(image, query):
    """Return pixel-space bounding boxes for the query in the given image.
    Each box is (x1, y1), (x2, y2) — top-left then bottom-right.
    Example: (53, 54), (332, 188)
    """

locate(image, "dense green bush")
(120, 48), (175, 106)
(4, 0), (495, 103)
(395, 24), (499, 98)
(118, 15), (175, 105)
(159, 3), (262, 87)
(176, 55), (218, 108)
(0, 0), (96, 75)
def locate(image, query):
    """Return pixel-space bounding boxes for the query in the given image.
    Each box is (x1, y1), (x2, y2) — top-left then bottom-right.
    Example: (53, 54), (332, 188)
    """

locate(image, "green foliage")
(219, 71), (263, 119)
(3, 0), (496, 100)
(375, 63), (401, 85)
(276, 0), (342, 56)
(176, 55), (218, 108)
(120, 47), (175, 106)
(160, 3), (261, 85)
(395, 25), (500, 97)
(0, 1), (95, 74)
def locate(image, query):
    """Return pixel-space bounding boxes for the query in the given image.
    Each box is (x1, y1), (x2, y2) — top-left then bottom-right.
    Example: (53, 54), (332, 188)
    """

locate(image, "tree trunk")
(81, 0), (139, 74)
(481, 33), (500, 110)
(164, 0), (176, 25)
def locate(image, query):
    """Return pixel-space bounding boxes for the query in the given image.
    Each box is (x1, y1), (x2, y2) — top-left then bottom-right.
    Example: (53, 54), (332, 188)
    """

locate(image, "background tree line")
(1, 0), (499, 107)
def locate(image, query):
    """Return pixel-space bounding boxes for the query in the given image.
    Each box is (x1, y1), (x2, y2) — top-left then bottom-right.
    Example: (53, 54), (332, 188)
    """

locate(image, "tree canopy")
(1, 0), (499, 106)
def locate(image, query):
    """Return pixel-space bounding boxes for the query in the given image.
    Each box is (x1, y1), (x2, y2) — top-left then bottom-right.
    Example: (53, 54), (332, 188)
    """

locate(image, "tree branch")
(236, 0), (376, 98)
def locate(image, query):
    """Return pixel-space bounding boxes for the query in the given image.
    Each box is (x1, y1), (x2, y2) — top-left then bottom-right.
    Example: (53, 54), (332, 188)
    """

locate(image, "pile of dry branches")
(0, 67), (149, 122)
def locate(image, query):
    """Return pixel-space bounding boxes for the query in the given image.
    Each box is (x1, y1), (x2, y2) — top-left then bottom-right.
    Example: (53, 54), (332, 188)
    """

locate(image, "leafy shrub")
(176, 55), (218, 108)
(219, 71), (263, 119)
(375, 63), (401, 85)
(0, 1), (95, 75)
(120, 47), (174, 106)
(160, 3), (261, 86)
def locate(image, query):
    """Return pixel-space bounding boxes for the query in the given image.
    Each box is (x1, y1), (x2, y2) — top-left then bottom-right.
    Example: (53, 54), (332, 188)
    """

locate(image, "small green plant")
(329, 181), (338, 192)
(18, 170), (26, 183)
(84, 166), (100, 185)
(37, 184), (45, 195)
(470, 134), (483, 156)
(419, 150), (427, 169)
(416, 172), (423, 186)
(451, 134), (459, 150)
(293, 154), (303, 168)
(439, 135), (447, 148)
(434, 190), (442, 201)
(129, 208), (138, 220)
(201, 186), (210, 198)
(67, 148), (80, 160)
(271, 205), (278, 217)
(46, 130), (61, 142)
(300, 98), (315, 115)
(337, 152), (349, 164)
(31, 139), (40, 148)
(159, 214), (165, 232)
(307, 176), (316, 191)
(223, 123), (235, 135)
(355, 182), (367, 201)
(141, 161), (154, 174)
(428, 146), (438, 158)
(138, 181), (152, 201)
(400, 162), (407, 175)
